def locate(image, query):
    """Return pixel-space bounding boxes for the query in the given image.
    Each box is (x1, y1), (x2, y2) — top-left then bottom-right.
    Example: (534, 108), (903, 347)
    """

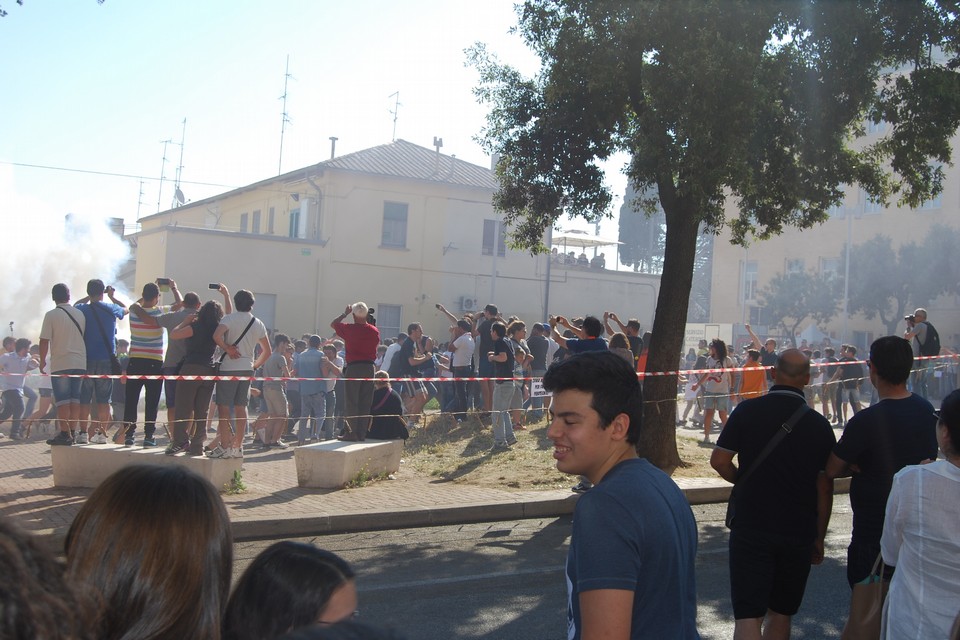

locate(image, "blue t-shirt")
(76, 302), (125, 361)
(566, 458), (701, 639)
(566, 337), (608, 353)
(296, 348), (328, 396)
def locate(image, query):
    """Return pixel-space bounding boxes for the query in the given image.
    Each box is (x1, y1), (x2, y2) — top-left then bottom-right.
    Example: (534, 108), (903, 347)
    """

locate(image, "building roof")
(323, 139), (497, 189)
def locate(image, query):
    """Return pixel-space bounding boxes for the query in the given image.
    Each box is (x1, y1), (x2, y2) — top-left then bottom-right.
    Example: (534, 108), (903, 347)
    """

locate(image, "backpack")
(919, 322), (941, 357)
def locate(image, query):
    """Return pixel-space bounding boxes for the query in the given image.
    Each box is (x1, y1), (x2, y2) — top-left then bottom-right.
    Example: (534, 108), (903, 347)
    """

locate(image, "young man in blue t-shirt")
(544, 351), (701, 639)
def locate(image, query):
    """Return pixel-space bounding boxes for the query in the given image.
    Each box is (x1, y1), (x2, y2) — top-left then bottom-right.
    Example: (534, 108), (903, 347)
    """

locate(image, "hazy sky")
(0, 0), (628, 237)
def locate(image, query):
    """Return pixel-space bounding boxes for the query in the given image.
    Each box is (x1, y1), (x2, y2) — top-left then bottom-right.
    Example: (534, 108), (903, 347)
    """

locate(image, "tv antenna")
(156, 138), (172, 213)
(278, 55), (294, 175)
(389, 91), (401, 141)
(172, 117), (187, 207)
(137, 180), (145, 220)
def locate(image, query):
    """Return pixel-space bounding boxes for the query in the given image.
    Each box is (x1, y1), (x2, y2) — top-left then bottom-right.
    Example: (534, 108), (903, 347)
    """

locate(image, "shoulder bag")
(214, 316), (257, 374)
(725, 395), (809, 528)
(840, 554), (888, 640)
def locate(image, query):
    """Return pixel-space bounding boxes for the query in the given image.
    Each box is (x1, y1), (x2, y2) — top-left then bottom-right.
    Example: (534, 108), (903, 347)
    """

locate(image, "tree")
(618, 186), (666, 273)
(758, 270), (840, 343)
(846, 225), (960, 334)
(470, 1), (960, 470)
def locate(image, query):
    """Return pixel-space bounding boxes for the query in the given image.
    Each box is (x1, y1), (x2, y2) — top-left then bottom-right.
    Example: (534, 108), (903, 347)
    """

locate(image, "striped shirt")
(129, 305), (170, 361)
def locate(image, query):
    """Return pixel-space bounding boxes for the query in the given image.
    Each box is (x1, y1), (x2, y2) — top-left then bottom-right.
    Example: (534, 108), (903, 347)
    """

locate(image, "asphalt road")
(234, 495), (855, 639)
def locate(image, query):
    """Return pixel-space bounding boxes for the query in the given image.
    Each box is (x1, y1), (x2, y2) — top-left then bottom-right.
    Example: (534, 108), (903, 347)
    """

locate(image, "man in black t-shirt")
(827, 345), (863, 426)
(826, 336), (937, 588)
(474, 304), (499, 413)
(711, 349), (836, 639)
(488, 321), (516, 449)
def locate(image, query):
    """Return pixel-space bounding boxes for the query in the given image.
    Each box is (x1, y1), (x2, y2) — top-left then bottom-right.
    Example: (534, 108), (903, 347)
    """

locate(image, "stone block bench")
(294, 439), (404, 489)
(50, 444), (242, 491)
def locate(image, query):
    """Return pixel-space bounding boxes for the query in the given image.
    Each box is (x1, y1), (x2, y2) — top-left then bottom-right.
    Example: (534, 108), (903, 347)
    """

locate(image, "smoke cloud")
(1, 167), (130, 342)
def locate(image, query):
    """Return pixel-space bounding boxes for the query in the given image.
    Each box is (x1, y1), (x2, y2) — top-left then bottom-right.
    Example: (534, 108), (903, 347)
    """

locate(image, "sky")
(0, 0), (630, 337)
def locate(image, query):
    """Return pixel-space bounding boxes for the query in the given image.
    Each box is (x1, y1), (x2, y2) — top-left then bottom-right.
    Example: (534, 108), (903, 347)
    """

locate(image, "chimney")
(329, 136), (338, 159)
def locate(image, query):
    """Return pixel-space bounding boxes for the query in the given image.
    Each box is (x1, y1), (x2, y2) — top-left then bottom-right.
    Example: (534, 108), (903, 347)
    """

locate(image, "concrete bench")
(50, 444), (242, 491)
(294, 439), (404, 489)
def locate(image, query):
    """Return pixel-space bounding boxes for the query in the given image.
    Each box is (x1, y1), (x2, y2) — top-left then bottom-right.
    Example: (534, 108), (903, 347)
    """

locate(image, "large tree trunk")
(636, 205), (700, 472)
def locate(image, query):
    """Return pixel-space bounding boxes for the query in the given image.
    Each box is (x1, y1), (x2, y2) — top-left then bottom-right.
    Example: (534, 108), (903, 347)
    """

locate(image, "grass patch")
(345, 465), (390, 488)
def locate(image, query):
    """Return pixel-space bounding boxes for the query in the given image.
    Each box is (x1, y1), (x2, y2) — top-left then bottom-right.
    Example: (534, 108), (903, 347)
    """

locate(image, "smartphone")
(157, 277), (170, 293)
(208, 283), (220, 290)
(157, 277), (170, 285)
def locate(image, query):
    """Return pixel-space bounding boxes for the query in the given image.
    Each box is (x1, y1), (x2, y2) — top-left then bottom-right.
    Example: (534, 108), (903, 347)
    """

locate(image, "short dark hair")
(223, 541), (354, 640)
(142, 282), (160, 300)
(51, 283), (70, 304)
(308, 335), (322, 348)
(457, 319), (472, 333)
(484, 304), (498, 316)
(868, 336), (913, 386)
(273, 333), (290, 349)
(507, 320), (525, 336)
(543, 351), (643, 445)
(626, 319), (641, 331)
(407, 323), (421, 334)
(938, 389), (960, 455)
(86, 279), (105, 297)
(581, 316), (603, 338)
(746, 349), (760, 361)
(182, 292), (201, 308)
(14, 338), (31, 353)
(491, 321), (506, 338)
(234, 289), (255, 312)
(2, 337), (13, 348)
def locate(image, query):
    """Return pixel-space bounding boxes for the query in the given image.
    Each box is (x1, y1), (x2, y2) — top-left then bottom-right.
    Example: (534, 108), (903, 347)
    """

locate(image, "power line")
(0, 160), (236, 189)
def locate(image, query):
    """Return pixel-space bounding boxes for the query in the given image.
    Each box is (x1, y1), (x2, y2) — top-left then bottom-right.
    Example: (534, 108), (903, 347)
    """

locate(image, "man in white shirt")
(211, 289), (270, 459)
(39, 283), (87, 446)
(450, 319), (476, 422)
(380, 332), (406, 375)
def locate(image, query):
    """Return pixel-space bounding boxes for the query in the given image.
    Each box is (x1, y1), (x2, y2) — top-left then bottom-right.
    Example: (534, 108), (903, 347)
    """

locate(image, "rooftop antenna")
(388, 91), (401, 141)
(172, 117), (187, 207)
(136, 180), (145, 220)
(278, 55), (294, 175)
(433, 136), (443, 173)
(156, 138), (171, 213)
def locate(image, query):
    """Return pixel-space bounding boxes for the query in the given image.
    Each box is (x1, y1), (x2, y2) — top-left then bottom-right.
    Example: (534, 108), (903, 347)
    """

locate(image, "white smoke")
(0, 166), (130, 342)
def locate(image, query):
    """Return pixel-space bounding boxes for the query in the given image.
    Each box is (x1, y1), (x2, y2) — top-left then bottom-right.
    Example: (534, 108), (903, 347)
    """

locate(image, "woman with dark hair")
(223, 541), (357, 640)
(65, 464), (233, 640)
(691, 338), (733, 444)
(166, 297), (225, 455)
(0, 518), (92, 639)
(608, 333), (634, 365)
(880, 388), (960, 639)
(367, 371), (408, 440)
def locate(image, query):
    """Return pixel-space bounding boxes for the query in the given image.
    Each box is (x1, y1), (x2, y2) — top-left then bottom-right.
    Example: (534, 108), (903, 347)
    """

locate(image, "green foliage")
(225, 470), (246, 495)
(344, 465), (389, 488)
(758, 270), (840, 342)
(846, 225), (960, 334)
(470, 0), (960, 469)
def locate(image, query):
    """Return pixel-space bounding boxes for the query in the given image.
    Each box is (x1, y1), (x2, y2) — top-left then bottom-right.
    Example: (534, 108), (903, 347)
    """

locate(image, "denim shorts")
(703, 392), (730, 412)
(80, 360), (113, 405)
(51, 369), (85, 406)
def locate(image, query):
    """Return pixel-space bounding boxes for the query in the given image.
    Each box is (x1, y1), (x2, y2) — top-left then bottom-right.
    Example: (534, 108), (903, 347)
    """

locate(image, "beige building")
(133, 139), (660, 341)
(710, 124), (960, 351)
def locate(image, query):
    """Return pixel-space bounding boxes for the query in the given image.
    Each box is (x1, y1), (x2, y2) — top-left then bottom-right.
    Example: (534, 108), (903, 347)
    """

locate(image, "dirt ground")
(401, 413), (715, 491)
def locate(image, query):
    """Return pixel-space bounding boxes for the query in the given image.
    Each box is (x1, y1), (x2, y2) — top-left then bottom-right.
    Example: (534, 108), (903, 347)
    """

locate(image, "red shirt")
(333, 322), (380, 363)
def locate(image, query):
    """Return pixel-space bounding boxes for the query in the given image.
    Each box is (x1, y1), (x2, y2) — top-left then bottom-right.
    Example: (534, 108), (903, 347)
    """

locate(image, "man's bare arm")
(813, 471), (834, 565)
(710, 447), (739, 484)
(579, 589), (633, 640)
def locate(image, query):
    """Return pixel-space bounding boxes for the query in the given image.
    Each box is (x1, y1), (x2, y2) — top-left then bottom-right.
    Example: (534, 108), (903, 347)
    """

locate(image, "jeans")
(123, 357), (163, 439)
(523, 369), (546, 420)
(22, 385), (37, 419)
(451, 365), (473, 420)
(0, 390), (25, 437)
(299, 391), (327, 444)
(321, 390), (336, 439)
(492, 381), (516, 445)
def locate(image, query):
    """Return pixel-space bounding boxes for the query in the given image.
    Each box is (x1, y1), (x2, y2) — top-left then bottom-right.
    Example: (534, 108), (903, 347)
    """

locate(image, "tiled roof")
(322, 139), (497, 189)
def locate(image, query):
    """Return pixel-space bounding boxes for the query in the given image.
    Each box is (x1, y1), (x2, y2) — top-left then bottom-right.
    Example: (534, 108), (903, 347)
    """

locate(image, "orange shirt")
(739, 360), (766, 399)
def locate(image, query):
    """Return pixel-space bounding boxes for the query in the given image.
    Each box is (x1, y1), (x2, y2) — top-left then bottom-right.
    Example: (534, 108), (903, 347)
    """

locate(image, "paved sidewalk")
(0, 426), (844, 549)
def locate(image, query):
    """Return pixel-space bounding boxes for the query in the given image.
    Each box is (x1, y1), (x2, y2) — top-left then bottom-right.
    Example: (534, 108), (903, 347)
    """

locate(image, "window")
(742, 260), (758, 303)
(268, 207), (275, 234)
(252, 210), (261, 234)
(289, 208), (301, 238)
(239, 212), (248, 233)
(482, 219), (506, 256)
(381, 202), (408, 248)
(786, 258), (805, 274)
(820, 257), (841, 280)
(377, 304), (402, 342)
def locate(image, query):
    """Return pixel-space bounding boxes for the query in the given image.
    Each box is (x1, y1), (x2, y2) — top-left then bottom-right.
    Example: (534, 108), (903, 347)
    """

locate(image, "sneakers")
(90, 433), (108, 444)
(124, 436), (135, 446)
(206, 445), (227, 459)
(74, 432), (89, 445)
(506, 437), (518, 446)
(223, 447), (244, 459)
(490, 441), (510, 452)
(269, 440), (289, 449)
(47, 432), (74, 446)
(164, 441), (189, 456)
(143, 438), (157, 447)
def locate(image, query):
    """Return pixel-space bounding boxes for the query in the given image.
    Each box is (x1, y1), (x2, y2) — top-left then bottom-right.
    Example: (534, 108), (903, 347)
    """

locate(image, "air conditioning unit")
(460, 296), (478, 312)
